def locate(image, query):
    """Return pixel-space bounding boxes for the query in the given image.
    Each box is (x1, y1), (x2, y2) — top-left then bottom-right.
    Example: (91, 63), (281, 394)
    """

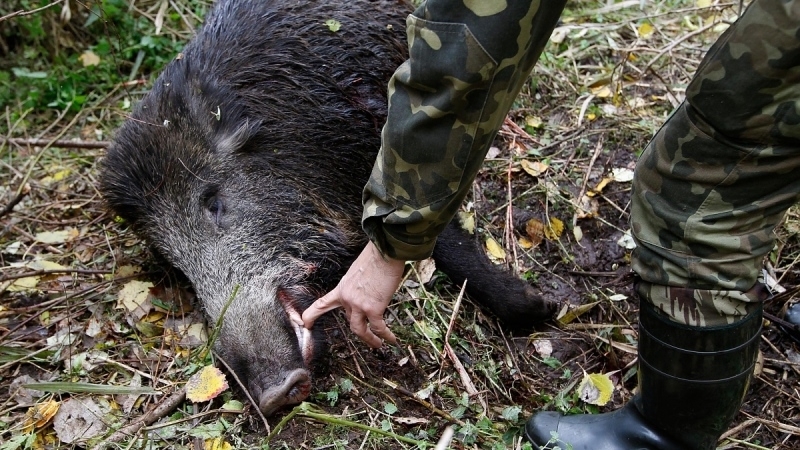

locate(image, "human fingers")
(302, 288), (343, 328)
(366, 317), (397, 345)
(349, 310), (383, 348)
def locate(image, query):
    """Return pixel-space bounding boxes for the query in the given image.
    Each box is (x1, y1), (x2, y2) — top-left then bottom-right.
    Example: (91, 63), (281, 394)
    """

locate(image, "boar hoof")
(258, 368), (312, 416)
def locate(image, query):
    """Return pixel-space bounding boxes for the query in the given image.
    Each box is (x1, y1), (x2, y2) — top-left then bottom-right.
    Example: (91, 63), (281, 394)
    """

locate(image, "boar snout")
(256, 368), (312, 416)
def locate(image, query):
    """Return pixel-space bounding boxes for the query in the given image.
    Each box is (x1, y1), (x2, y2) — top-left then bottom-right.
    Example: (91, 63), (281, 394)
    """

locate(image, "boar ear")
(215, 118), (262, 154)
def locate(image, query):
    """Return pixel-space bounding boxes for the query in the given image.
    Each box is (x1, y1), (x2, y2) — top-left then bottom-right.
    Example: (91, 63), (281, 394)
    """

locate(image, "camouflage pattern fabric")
(362, 0), (566, 260)
(632, 0), (800, 326)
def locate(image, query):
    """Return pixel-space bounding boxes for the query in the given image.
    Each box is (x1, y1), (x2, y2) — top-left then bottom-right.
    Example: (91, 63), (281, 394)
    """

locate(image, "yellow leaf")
(458, 211), (475, 235)
(26, 260), (67, 271)
(586, 112), (597, 121)
(525, 115), (543, 129)
(78, 50), (100, 67)
(204, 438), (232, 450)
(588, 177), (613, 197)
(556, 301), (600, 325)
(23, 399), (60, 433)
(544, 217), (564, 241)
(577, 372), (615, 406)
(520, 159), (549, 177)
(485, 237), (506, 260)
(518, 236), (533, 249)
(637, 22), (654, 39)
(7, 276), (40, 292)
(524, 219), (545, 248)
(590, 85), (612, 98)
(186, 366), (229, 403)
(696, 0), (711, 7)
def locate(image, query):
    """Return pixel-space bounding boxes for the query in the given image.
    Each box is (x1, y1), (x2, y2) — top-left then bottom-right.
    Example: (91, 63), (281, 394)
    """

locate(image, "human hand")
(302, 241), (405, 348)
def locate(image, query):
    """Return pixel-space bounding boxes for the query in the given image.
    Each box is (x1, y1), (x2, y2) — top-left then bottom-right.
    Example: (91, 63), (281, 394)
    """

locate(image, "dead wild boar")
(100, 0), (552, 416)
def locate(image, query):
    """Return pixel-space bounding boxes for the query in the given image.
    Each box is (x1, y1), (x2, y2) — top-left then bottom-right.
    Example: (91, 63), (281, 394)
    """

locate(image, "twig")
(4, 137), (110, 149)
(267, 402), (427, 447)
(0, 0), (64, 22)
(99, 388), (187, 447)
(0, 268), (113, 283)
(640, 20), (722, 74)
(214, 352), (271, 433)
(384, 379), (464, 426)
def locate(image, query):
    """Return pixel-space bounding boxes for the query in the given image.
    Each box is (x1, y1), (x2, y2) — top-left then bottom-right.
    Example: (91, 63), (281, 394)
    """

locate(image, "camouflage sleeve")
(362, 0), (566, 260)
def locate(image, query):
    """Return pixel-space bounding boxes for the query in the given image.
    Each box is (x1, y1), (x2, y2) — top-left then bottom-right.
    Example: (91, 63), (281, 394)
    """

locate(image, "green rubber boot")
(524, 299), (762, 450)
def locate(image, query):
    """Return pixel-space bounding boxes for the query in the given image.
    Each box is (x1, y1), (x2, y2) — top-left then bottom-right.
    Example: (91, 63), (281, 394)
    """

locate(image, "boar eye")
(203, 192), (225, 225)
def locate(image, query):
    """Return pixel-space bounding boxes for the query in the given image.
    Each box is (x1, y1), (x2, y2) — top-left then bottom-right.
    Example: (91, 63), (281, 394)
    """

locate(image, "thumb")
(302, 288), (342, 329)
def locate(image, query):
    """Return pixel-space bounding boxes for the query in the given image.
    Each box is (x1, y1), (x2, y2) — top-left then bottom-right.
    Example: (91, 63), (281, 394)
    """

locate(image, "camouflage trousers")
(631, 0), (800, 327)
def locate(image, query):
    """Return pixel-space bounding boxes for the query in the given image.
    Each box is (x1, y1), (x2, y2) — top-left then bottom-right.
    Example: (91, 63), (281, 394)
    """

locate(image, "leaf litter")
(1, 1), (798, 449)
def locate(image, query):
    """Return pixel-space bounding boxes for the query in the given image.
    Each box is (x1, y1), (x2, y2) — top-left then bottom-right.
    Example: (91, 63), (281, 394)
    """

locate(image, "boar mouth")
(278, 288), (314, 366)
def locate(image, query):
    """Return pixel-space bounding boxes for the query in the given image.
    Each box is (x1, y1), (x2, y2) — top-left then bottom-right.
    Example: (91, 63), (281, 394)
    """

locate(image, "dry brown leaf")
(78, 50), (100, 67)
(23, 398), (60, 433)
(525, 219), (545, 247)
(521, 159), (549, 177)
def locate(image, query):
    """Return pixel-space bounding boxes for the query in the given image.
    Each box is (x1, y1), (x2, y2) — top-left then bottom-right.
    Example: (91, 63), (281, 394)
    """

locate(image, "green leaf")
(383, 402), (398, 415)
(23, 382), (158, 395)
(501, 405), (522, 422)
(325, 19), (341, 32)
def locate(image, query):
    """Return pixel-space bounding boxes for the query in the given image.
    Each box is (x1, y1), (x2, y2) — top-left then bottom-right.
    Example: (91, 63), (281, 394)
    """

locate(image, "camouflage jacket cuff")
(362, 207), (437, 261)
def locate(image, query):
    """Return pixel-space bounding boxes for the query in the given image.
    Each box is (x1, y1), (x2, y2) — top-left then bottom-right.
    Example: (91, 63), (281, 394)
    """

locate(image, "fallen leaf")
(575, 192), (600, 220)
(637, 22), (654, 39)
(589, 177), (613, 197)
(518, 236), (533, 249)
(532, 339), (553, 358)
(696, 0), (711, 7)
(116, 280), (154, 321)
(186, 366), (229, 403)
(7, 276), (40, 292)
(115, 265), (141, 278)
(525, 115), (543, 129)
(550, 26), (568, 44)
(26, 259), (67, 271)
(590, 85), (612, 98)
(34, 229), (77, 244)
(393, 416), (429, 425)
(577, 372), (614, 406)
(78, 50), (100, 67)
(525, 219), (545, 247)
(458, 210), (475, 234)
(325, 18), (341, 32)
(611, 167), (634, 183)
(617, 231), (637, 250)
(573, 225), (584, 242)
(557, 301), (600, 325)
(23, 399), (60, 433)
(485, 237), (506, 260)
(521, 159), (549, 177)
(414, 258), (437, 284)
(544, 217), (564, 241)
(204, 438), (232, 450)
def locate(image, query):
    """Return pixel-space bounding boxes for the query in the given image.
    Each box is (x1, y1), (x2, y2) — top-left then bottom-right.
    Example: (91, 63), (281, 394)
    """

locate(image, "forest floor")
(1, 0), (799, 449)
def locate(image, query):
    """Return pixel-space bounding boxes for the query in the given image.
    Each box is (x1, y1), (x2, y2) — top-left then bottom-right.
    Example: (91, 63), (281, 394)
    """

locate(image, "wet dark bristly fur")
(100, 0), (551, 415)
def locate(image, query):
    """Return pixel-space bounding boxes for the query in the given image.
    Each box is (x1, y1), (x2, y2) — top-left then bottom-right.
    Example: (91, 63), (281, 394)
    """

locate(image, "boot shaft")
(636, 300), (762, 450)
